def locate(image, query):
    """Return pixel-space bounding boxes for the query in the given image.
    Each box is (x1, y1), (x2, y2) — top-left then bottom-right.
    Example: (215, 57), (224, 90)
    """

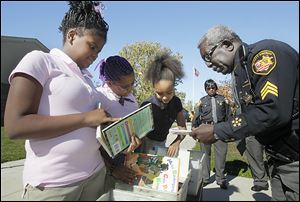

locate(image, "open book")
(124, 153), (180, 193)
(97, 102), (154, 158)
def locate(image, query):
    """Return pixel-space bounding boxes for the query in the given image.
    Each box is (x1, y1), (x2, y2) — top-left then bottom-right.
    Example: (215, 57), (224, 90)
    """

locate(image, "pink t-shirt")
(96, 84), (138, 117)
(9, 49), (104, 187)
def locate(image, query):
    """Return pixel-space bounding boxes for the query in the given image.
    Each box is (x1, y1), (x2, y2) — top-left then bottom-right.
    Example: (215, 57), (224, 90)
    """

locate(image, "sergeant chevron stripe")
(260, 81), (278, 100)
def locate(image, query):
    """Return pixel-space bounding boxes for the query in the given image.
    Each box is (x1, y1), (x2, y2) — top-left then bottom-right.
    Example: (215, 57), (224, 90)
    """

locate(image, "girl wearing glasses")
(138, 52), (187, 157)
(96, 55), (141, 188)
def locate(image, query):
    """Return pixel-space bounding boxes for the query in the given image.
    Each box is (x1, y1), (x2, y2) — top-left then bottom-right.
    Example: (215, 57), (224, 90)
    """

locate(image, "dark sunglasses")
(206, 86), (216, 90)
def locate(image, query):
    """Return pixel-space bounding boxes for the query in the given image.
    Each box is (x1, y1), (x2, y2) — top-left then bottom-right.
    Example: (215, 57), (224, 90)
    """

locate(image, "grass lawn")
(1, 127), (26, 163)
(193, 140), (253, 178)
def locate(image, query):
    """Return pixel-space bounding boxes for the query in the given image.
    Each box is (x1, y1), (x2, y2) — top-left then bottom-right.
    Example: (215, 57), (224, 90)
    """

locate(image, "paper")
(169, 127), (192, 135)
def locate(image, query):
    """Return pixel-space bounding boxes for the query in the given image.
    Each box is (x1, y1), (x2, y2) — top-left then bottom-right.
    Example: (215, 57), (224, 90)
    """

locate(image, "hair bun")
(68, 1), (96, 12)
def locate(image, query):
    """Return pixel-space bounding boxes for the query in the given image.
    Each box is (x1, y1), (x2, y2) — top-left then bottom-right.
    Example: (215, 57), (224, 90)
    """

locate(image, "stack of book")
(124, 152), (180, 193)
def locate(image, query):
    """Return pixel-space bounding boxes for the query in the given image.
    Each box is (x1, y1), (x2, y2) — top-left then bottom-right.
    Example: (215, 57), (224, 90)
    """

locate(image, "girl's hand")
(167, 141), (180, 157)
(84, 108), (119, 127)
(125, 135), (141, 153)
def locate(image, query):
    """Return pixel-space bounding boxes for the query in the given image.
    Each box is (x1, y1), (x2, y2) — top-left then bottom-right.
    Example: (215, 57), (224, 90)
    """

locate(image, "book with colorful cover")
(124, 153), (180, 193)
(96, 103), (154, 158)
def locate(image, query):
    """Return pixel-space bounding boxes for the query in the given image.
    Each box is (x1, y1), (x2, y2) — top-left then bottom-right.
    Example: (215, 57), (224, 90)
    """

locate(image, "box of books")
(115, 152), (191, 201)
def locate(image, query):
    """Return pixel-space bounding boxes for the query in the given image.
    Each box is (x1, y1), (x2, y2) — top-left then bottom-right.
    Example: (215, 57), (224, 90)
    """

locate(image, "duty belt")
(203, 121), (214, 125)
(265, 130), (299, 163)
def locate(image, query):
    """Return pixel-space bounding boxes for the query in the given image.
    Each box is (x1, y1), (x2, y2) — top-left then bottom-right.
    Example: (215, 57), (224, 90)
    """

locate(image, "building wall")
(1, 83), (10, 126)
(1, 36), (49, 126)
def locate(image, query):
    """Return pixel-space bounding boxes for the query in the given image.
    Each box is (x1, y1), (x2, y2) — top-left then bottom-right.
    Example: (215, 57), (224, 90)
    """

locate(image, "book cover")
(125, 153), (180, 193)
(97, 103), (154, 158)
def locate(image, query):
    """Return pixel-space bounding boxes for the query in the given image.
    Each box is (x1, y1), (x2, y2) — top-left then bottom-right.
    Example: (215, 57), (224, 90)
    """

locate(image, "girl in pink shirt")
(4, 1), (138, 201)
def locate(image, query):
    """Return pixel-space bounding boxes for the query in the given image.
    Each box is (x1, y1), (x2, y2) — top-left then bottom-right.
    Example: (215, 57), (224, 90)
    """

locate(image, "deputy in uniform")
(192, 79), (229, 189)
(192, 24), (299, 201)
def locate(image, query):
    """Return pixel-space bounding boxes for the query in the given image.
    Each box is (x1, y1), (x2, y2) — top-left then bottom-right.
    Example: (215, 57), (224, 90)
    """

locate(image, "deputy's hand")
(190, 124), (217, 144)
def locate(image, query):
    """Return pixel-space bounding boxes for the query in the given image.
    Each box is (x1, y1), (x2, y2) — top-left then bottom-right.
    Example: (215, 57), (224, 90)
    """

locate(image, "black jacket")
(214, 40), (299, 161)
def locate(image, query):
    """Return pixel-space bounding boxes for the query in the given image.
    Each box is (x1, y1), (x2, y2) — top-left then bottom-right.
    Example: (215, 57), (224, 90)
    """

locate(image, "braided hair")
(97, 56), (134, 82)
(145, 52), (184, 87)
(59, 1), (109, 44)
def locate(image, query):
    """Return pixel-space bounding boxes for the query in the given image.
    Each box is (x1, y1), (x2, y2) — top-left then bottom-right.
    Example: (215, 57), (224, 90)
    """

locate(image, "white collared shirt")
(96, 83), (138, 117)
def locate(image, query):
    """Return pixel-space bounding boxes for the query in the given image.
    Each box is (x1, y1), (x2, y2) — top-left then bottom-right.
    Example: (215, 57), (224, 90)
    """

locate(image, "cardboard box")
(187, 150), (205, 196)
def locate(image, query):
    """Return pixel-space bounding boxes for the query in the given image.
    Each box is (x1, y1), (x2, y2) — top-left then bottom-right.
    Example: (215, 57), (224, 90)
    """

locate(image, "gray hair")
(197, 24), (242, 49)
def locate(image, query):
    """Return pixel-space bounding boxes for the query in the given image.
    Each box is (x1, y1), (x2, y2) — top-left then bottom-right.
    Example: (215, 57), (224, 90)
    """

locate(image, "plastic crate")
(113, 171), (191, 201)
(188, 151), (205, 196)
(97, 189), (164, 201)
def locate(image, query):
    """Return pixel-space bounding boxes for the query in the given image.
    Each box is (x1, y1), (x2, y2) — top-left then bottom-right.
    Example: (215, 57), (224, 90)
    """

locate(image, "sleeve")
(140, 100), (150, 108)
(192, 106), (201, 127)
(9, 50), (50, 87)
(175, 96), (183, 113)
(214, 46), (298, 143)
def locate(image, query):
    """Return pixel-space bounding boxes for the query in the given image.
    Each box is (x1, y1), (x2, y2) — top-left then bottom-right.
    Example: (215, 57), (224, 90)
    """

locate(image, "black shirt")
(140, 95), (183, 141)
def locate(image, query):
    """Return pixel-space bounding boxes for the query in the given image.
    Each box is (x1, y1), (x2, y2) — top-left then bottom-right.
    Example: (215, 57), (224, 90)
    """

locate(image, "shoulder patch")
(252, 50), (276, 75)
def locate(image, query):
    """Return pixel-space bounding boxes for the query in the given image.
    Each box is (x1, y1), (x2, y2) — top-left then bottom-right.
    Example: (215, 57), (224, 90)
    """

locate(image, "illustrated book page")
(124, 153), (180, 193)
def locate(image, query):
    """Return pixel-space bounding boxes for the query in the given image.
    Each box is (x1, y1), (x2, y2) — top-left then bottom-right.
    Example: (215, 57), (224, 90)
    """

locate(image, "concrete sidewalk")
(201, 173), (271, 201)
(1, 159), (25, 201)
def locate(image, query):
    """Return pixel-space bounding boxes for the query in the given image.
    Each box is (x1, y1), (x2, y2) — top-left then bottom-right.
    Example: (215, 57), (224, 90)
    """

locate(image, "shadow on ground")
(224, 160), (249, 176)
(252, 192), (272, 201)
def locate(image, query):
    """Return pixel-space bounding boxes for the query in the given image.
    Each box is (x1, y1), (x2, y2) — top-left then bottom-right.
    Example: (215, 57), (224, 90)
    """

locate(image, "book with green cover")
(124, 153), (180, 193)
(96, 102), (153, 158)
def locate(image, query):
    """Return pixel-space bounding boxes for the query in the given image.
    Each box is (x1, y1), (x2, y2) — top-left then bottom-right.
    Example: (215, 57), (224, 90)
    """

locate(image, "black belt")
(203, 121), (214, 124)
(265, 130), (299, 163)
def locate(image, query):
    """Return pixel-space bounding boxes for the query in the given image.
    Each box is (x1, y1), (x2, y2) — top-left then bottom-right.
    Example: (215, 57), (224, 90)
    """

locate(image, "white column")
(192, 67), (195, 111)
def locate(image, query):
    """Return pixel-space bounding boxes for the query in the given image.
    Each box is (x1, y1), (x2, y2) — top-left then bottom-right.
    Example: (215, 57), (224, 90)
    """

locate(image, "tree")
(217, 80), (233, 103)
(217, 80), (237, 115)
(183, 100), (193, 112)
(175, 91), (186, 105)
(119, 41), (183, 104)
